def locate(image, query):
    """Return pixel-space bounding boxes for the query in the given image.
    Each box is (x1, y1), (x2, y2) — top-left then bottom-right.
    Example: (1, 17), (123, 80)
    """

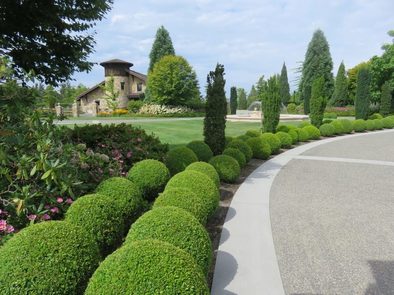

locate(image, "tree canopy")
(148, 26), (175, 72)
(0, 0), (113, 85)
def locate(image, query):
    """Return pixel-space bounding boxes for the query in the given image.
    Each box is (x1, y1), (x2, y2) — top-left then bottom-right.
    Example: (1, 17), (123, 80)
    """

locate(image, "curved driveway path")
(212, 129), (394, 295)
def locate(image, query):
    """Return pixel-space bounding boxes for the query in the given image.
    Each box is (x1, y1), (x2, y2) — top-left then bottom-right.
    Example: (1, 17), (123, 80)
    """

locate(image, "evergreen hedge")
(186, 161), (220, 188)
(209, 155), (241, 183)
(164, 147), (198, 175)
(223, 147), (246, 168)
(186, 141), (214, 162)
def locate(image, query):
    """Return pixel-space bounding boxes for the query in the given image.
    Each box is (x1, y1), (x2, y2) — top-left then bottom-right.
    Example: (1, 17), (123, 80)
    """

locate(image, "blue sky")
(72, 0), (394, 94)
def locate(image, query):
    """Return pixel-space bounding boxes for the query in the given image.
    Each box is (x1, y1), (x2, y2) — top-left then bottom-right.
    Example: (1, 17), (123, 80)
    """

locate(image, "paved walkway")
(212, 129), (394, 295)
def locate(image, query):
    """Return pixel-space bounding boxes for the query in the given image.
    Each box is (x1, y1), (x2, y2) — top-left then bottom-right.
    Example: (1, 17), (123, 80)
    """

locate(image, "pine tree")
(331, 62), (349, 106)
(148, 26), (175, 72)
(299, 29), (334, 114)
(380, 81), (392, 116)
(310, 77), (326, 127)
(355, 67), (371, 119)
(237, 88), (247, 110)
(279, 63), (291, 106)
(262, 76), (280, 132)
(204, 64), (227, 155)
(247, 85), (258, 108)
(230, 87), (237, 114)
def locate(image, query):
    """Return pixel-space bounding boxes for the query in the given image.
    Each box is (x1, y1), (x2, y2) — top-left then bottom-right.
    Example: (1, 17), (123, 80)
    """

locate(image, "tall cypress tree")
(279, 63), (291, 106)
(299, 29), (334, 114)
(380, 81), (392, 116)
(229, 86), (237, 114)
(262, 76), (280, 132)
(331, 61), (349, 106)
(310, 76), (326, 127)
(237, 88), (247, 110)
(148, 26), (175, 72)
(204, 64), (227, 155)
(355, 67), (371, 119)
(247, 85), (258, 108)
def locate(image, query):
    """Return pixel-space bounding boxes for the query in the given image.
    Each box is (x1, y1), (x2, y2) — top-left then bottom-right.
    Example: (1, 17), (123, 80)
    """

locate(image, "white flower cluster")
(138, 104), (193, 115)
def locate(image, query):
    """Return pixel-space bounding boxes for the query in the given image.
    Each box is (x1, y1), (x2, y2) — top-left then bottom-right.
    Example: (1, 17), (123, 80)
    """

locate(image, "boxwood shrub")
(298, 121), (312, 128)
(374, 119), (384, 130)
(227, 139), (253, 162)
(186, 161), (220, 188)
(246, 137), (271, 160)
(209, 155), (241, 183)
(245, 129), (261, 137)
(275, 131), (293, 148)
(330, 120), (345, 135)
(186, 141), (214, 162)
(223, 147), (246, 168)
(236, 134), (251, 142)
(225, 136), (234, 146)
(295, 128), (310, 142)
(165, 170), (219, 216)
(164, 147), (198, 175)
(84, 240), (209, 295)
(260, 132), (281, 154)
(353, 119), (367, 132)
(366, 119), (377, 131)
(287, 129), (299, 144)
(302, 125), (321, 140)
(126, 207), (212, 275)
(382, 116), (394, 128)
(126, 159), (170, 201)
(153, 188), (209, 224)
(65, 194), (124, 256)
(338, 119), (353, 133)
(0, 221), (100, 295)
(319, 123), (335, 137)
(369, 113), (383, 120)
(276, 125), (289, 132)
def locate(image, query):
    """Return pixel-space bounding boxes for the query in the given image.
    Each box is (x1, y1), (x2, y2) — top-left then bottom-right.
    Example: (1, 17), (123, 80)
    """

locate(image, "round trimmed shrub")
(165, 147), (198, 175)
(223, 147), (246, 168)
(287, 125), (297, 130)
(165, 170), (219, 216)
(65, 194), (124, 255)
(374, 119), (384, 130)
(186, 161), (220, 188)
(353, 119), (367, 132)
(338, 119), (353, 133)
(85, 240), (209, 295)
(295, 128), (309, 142)
(369, 113), (383, 120)
(275, 131), (293, 148)
(276, 125), (289, 132)
(96, 177), (145, 225)
(0, 221), (100, 295)
(227, 139), (253, 162)
(186, 141), (214, 162)
(236, 134), (251, 142)
(260, 132), (281, 154)
(288, 129), (299, 144)
(302, 125), (320, 140)
(209, 155), (240, 183)
(298, 121), (312, 128)
(366, 119), (377, 131)
(330, 120), (345, 135)
(382, 116), (394, 128)
(323, 119), (333, 124)
(126, 207), (212, 275)
(319, 123), (335, 137)
(127, 159), (170, 201)
(246, 129), (261, 137)
(225, 136), (234, 146)
(153, 188), (209, 224)
(246, 137), (271, 159)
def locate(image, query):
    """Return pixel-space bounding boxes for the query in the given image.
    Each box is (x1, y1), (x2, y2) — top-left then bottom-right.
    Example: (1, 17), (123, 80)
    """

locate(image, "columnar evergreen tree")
(310, 76), (326, 127)
(299, 29), (334, 114)
(331, 62), (349, 106)
(237, 88), (247, 110)
(304, 85), (311, 114)
(204, 64), (227, 155)
(355, 67), (371, 119)
(148, 26), (175, 72)
(262, 76), (280, 132)
(279, 63), (291, 106)
(247, 85), (258, 108)
(229, 87), (237, 114)
(380, 81), (392, 116)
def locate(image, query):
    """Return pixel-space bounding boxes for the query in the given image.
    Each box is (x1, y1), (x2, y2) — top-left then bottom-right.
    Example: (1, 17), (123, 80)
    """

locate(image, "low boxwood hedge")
(126, 159), (170, 201)
(165, 170), (219, 216)
(382, 116), (394, 128)
(275, 131), (293, 148)
(246, 137), (271, 160)
(164, 147), (198, 175)
(153, 187), (209, 224)
(0, 221), (100, 295)
(223, 147), (246, 168)
(209, 155), (241, 183)
(186, 141), (214, 162)
(126, 207), (212, 275)
(330, 120), (345, 135)
(298, 121), (312, 128)
(65, 194), (124, 256)
(186, 161), (220, 188)
(236, 134), (251, 142)
(374, 119), (384, 130)
(225, 136), (234, 146)
(319, 123), (335, 137)
(369, 113), (383, 120)
(338, 119), (353, 134)
(276, 125), (290, 132)
(245, 129), (261, 137)
(353, 119), (367, 132)
(260, 132), (281, 154)
(366, 119), (377, 131)
(227, 139), (253, 162)
(287, 129), (299, 144)
(84, 240), (209, 295)
(295, 128), (310, 142)
(302, 125), (321, 140)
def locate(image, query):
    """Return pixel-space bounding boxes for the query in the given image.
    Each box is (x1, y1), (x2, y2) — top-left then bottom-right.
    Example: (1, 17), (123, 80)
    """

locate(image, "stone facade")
(76, 59), (146, 115)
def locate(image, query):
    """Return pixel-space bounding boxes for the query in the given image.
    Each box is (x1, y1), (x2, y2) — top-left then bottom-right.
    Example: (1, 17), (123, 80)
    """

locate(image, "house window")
(137, 83), (143, 92)
(120, 81), (125, 90)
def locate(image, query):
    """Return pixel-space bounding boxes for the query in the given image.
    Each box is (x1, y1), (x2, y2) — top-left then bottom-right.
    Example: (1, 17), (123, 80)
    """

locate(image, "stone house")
(76, 59), (146, 115)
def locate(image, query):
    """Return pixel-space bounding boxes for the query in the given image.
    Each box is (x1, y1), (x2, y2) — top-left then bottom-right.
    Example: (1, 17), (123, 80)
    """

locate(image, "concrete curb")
(211, 129), (394, 295)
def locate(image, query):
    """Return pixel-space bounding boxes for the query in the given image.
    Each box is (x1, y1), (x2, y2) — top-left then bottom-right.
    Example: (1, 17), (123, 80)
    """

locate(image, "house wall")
(78, 87), (108, 114)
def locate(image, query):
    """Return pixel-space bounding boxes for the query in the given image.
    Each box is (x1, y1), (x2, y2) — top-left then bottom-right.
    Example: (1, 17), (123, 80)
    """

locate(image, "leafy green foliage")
(223, 148), (246, 168)
(164, 147), (198, 176)
(246, 137), (271, 160)
(230, 86), (238, 114)
(369, 113), (383, 120)
(204, 64), (227, 155)
(237, 88), (248, 110)
(186, 162), (220, 188)
(302, 125), (321, 140)
(127, 100), (144, 113)
(295, 128), (310, 142)
(0, 221), (100, 295)
(310, 76), (326, 127)
(209, 155), (240, 183)
(85, 240), (209, 295)
(245, 129), (261, 137)
(382, 116), (394, 128)
(227, 139), (253, 162)
(247, 85), (258, 108)
(319, 123), (335, 137)
(366, 119), (377, 131)
(100, 76), (119, 111)
(330, 120), (345, 135)
(380, 81), (392, 116)
(331, 62), (349, 106)
(288, 129), (299, 144)
(186, 141), (214, 162)
(260, 133), (282, 154)
(275, 132), (293, 148)
(374, 119), (384, 130)
(280, 63), (291, 106)
(148, 26), (176, 72)
(262, 76), (281, 132)
(338, 119), (354, 133)
(355, 67), (371, 119)
(347, 62), (370, 102)
(353, 119), (367, 132)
